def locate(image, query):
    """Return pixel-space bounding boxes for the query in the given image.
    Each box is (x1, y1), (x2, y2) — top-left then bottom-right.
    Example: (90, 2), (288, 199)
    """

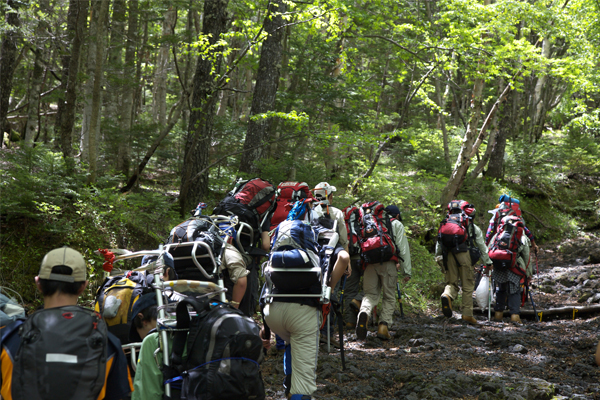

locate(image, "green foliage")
(402, 238), (445, 312)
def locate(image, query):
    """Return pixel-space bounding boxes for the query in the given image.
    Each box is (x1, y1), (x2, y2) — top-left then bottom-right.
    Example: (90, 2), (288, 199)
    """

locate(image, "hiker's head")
(314, 182), (336, 203)
(36, 247), (87, 298)
(384, 205), (401, 221)
(131, 293), (158, 341)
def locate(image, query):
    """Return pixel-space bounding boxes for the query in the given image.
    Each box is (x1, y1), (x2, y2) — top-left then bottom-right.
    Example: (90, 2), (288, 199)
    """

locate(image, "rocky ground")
(260, 232), (600, 399)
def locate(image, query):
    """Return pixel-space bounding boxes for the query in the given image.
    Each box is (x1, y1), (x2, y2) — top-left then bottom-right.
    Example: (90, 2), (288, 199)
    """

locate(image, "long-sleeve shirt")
(436, 221), (492, 265)
(391, 219), (411, 277)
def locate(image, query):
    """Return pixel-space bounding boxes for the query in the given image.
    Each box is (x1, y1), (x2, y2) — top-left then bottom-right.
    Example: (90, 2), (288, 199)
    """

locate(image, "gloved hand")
(532, 243), (539, 255)
(435, 256), (444, 272)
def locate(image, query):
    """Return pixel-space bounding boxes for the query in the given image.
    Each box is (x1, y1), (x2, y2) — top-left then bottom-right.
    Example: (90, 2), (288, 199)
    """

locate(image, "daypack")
(437, 200), (472, 253)
(310, 200), (336, 231)
(12, 306), (108, 400)
(343, 205), (362, 256)
(94, 271), (152, 344)
(167, 297), (265, 400)
(359, 201), (398, 264)
(166, 217), (225, 281)
(492, 201), (522, 234)
(488, 215), (526, 275)
(267, 219), (321, 293)
(269, 181), (312, 230)
(213, 178), (276, 235)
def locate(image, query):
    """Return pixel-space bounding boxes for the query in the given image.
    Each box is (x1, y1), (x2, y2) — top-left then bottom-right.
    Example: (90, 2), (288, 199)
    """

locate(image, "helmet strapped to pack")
(358, 201), (398, 264)
(488, 215), (526, 276)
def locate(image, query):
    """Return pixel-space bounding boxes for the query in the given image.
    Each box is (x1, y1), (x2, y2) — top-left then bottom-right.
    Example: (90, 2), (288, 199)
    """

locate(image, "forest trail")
(261, 233), (600, 400)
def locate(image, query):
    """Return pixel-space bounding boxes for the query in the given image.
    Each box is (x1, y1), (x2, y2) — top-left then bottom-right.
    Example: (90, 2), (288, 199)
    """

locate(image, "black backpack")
(12, 306), (108, 400)
(166, 217), (225, 281)
(166, 297), (265, 400)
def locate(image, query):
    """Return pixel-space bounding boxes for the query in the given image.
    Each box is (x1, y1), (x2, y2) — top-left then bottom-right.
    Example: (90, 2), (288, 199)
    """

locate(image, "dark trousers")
(494, 282), (521, 315)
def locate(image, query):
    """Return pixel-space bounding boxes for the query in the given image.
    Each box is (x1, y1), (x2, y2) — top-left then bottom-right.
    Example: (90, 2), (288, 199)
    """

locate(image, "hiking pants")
(264, 302), (321, 397)
(359, 260), (397, 325)
(494, 282), (522, 315)
(442, 251), (474, 317)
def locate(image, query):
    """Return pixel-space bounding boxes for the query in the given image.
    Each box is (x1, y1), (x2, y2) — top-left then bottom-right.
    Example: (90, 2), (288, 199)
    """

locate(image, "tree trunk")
(55, 0), (89, 168)
(117, 0), (139, 178)
(23, 47), (44, 146)
(179, 0), (230, 216)
(105, 0), (126, 126)
(238, 0), (286, 174)
(153, 7), (176, 125)
(87, 0), (110, 183)
(0, 0), (20, 137)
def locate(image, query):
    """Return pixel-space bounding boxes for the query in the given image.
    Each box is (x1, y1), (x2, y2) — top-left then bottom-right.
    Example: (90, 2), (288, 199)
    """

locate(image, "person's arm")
(335, 210), (349, 252)
(392, 220), (411, 280)
(473, 224), (492, 266)
(132, 333), (164, 400)
(261, 231), (271, 253)
(231, 276), (247, 308)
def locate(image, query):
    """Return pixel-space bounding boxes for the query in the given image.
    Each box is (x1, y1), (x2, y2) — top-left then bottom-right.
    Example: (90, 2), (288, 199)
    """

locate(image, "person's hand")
(484, 263), (493, 276)
(403, 275), (411, 283)
(435, 256), (444, 273)
(532, 243), (539, 255)
(345, 266), (352, 277)
(396, 262), (401, 272)
(260, 328), (271, 350)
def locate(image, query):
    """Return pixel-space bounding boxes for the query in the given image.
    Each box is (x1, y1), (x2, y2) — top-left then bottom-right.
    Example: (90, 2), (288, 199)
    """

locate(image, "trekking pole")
(527, 283), (539, 322)
(488, 275), (492, 321)
(397, 281), (405, 318)
(339, 275), (347, 322)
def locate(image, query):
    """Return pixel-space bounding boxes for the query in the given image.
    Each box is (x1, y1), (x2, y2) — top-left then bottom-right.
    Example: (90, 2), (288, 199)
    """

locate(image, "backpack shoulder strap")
(171, 297), (211, 368)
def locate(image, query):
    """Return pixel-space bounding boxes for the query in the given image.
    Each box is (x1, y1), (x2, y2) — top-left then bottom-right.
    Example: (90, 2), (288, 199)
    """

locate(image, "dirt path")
(261, 235), (600, 399)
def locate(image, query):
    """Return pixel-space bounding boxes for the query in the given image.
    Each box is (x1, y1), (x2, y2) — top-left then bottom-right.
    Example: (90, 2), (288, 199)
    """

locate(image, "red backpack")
(437, 200), (473, 252)
(343, 205), (361, 256)
(358, 201), (398, 264)
(269, 181), (312, 230)
(213, 178), (276, 235)
(488, 215), (526, 276)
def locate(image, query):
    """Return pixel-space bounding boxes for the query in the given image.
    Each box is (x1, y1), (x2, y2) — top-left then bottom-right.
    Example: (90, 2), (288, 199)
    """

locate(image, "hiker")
(356, 204), (412, 340)
(129, 293), (158, 343)
(263, 225), (349, 400)
(485, 194), (539, 255)
(0, 246), (132, 400)
(341, 205), (364, 329)
(488, 215), (533, 324)
(435, 201), (493, 325)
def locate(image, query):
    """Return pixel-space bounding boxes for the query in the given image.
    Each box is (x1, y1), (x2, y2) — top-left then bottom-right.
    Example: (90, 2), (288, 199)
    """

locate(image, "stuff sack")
(94, 271), (152, 344)
(12, 306), (107, 400)
(343, 206), (362, 256)
(168, 297), (265, 400)
(267, 219), (321, 293)
(270, 181), (312, 230)
(437, 200), (472, 253)
(166, 217), (224, 281)
(0, 287), (25, 327)
(474, 275), (491, 310)
(213, 178), (276, 235)
(488, 215), (525, 275)
(359, 201), (398, 264)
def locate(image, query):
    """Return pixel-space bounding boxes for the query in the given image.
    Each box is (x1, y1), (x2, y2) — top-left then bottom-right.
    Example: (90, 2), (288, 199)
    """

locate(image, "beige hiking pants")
(359, 260), (397, 325)
(264, 302), (321, 396)
(442, 251), (474, 316)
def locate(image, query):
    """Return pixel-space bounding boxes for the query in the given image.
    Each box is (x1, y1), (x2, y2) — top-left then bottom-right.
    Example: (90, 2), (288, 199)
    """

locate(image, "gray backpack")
(12, 306), (108, 400)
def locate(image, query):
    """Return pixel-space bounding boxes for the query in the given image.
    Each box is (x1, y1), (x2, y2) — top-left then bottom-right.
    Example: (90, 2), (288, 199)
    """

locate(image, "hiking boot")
(494, 311), (504, 321)
(356, 312), (368, 340)
(461, 315), (478, 325)
(377, 322), (391, 340)
(320, 333), (341, 349)
(350, 299), (362, 312)
(441, 295), (453, 318)
(510, 314), (522, 325)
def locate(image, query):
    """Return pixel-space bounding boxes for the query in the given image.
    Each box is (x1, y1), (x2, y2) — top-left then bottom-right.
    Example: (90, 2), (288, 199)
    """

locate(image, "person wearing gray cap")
(1, 246), (133, 400)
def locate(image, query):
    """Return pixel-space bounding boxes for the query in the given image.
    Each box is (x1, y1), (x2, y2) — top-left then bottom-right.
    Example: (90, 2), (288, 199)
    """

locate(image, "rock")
(408, 338), (425, 346)
(558, 276), (575, 287)
(589, 251), (600, 264)
(577, 272), (590, 283)
(587, 293), (600, 303)
(512, 344), (528, 354)
(541, 285), (556, 294)
(577, 292), (593, 303)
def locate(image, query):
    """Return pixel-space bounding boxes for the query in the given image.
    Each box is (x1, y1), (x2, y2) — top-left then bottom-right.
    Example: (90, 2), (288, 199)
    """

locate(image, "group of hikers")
(0, 178), (543, 400)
